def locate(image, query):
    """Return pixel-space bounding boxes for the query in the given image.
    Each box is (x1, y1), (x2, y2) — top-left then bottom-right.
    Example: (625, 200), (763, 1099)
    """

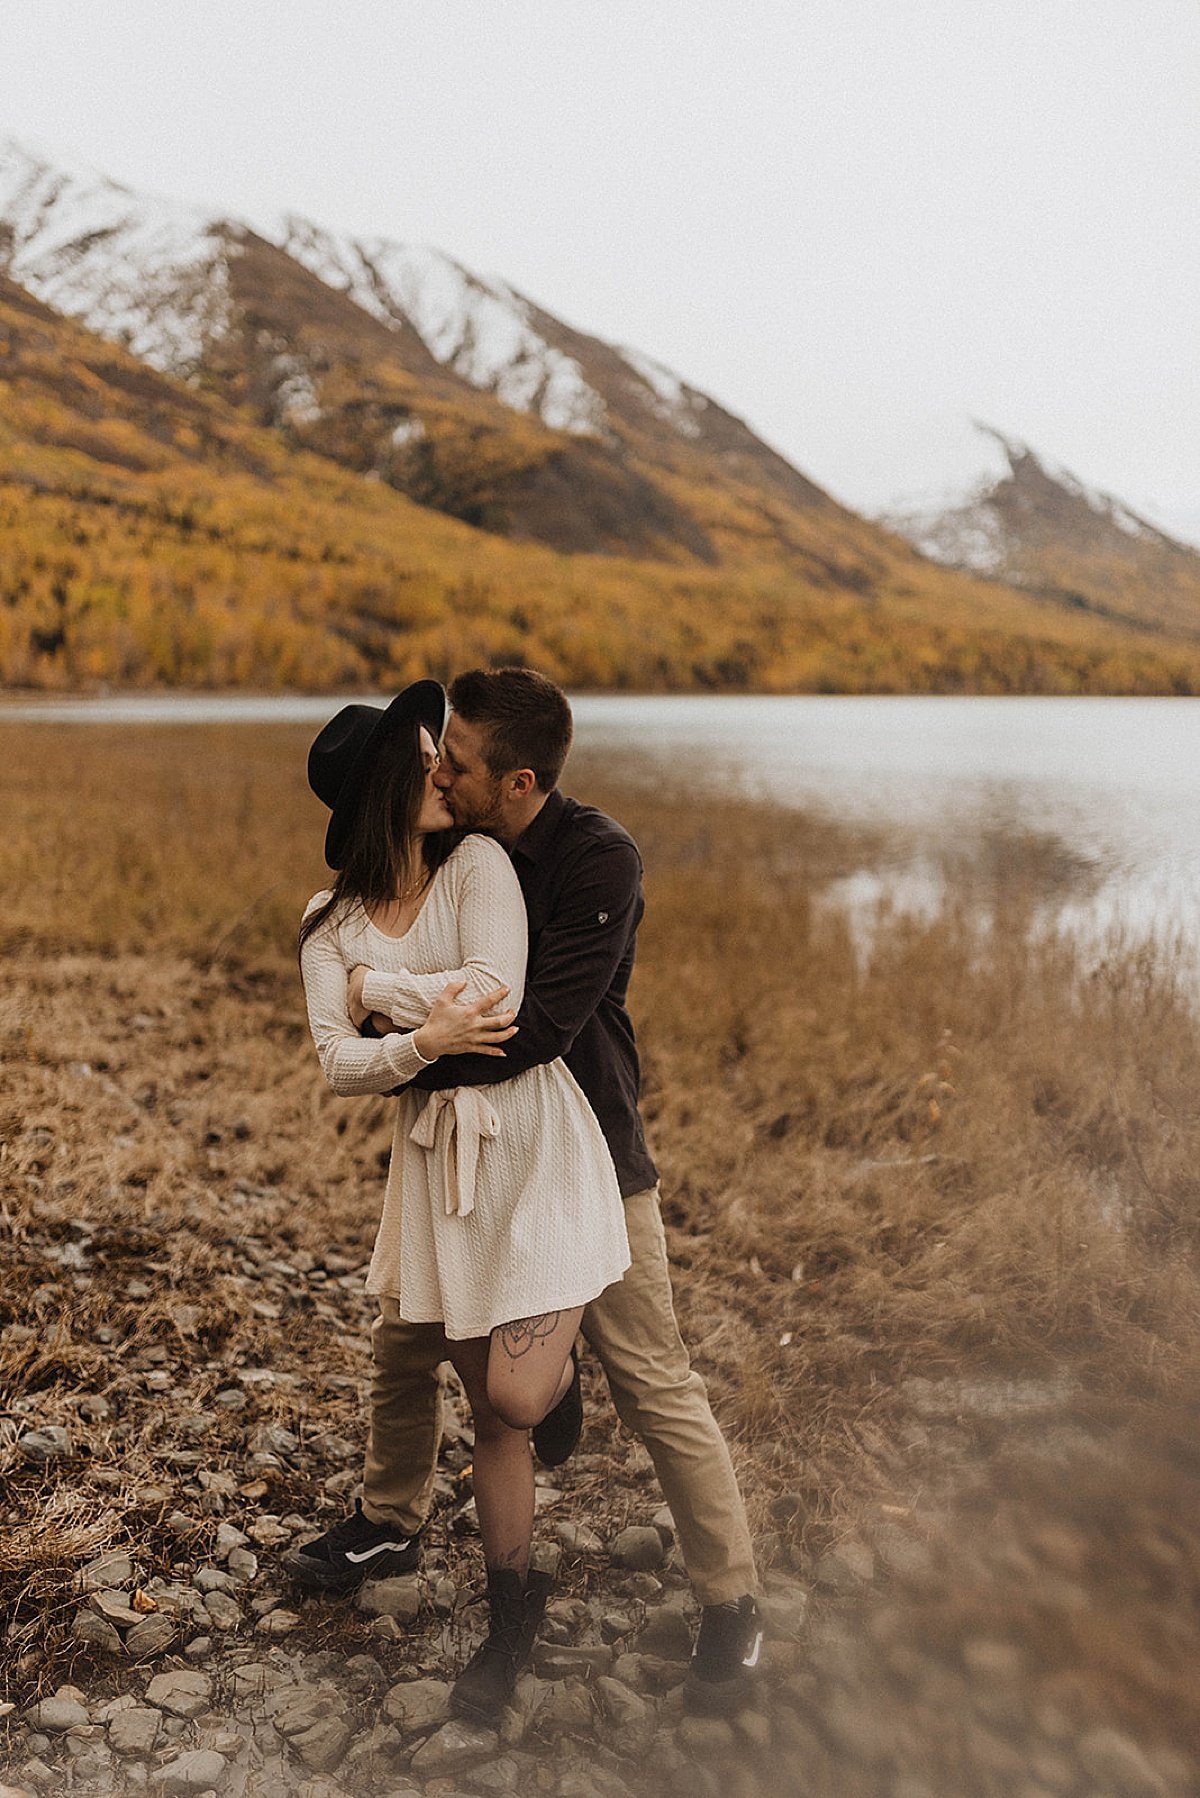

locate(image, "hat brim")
(323, 680), (448, 869)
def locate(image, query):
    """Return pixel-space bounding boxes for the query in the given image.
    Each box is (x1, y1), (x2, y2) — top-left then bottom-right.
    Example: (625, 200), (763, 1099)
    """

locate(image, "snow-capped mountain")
(880, 423), (1200, 638)
(0, 138), (822, 557)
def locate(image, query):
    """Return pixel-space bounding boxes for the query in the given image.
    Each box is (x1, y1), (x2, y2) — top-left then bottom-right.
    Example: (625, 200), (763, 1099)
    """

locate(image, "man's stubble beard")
(450, 787), (506, 836)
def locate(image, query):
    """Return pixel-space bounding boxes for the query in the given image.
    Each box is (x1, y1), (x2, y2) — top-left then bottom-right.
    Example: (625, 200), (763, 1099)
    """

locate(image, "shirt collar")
(512, 788), (566, 866)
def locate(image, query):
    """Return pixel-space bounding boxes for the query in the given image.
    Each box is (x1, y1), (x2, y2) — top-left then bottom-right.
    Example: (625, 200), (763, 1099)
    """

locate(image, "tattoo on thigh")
(497, 1312), (561, 1359)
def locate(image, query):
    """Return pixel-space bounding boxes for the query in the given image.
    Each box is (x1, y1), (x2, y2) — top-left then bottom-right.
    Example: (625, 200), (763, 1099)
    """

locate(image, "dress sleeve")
(300, 897), (429, 1095)
(359, 837), (527, 1026)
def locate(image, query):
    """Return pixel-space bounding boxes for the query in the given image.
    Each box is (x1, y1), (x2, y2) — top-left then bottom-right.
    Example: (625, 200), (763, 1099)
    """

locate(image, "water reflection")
(3, 692), (1198, 949)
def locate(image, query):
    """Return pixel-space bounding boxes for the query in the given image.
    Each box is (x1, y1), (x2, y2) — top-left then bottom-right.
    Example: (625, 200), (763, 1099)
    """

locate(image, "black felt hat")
(308, 681), (448, 869)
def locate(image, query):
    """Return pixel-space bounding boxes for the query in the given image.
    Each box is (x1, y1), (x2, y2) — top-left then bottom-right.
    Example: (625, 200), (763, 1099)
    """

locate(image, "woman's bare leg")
(449, 1337), (535, 1580)
(487, 1306), (584, 1431)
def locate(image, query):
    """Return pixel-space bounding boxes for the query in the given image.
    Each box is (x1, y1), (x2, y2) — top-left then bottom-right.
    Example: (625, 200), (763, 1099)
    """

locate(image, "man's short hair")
(448, 668), (573, 792)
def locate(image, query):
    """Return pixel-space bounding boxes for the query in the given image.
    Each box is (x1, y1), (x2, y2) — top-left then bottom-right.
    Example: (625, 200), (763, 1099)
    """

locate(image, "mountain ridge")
(0, 138), (831, 561)
(881, 423), (1200, 640)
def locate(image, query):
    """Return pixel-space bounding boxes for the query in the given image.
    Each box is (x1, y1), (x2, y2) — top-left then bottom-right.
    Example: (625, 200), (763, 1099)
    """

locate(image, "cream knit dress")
(301, 833), (630, 1340)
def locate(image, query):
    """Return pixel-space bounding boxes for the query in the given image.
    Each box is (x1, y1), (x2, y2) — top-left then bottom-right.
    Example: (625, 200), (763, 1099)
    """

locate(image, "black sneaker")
(683, 1595), (763, 1713)
(282, 1499), (420, 1594)
(532, 1347), (582, 1468)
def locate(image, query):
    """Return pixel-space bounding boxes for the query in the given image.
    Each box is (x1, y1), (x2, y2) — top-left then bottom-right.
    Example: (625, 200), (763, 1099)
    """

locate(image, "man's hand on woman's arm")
(348, 966), (517, 1060)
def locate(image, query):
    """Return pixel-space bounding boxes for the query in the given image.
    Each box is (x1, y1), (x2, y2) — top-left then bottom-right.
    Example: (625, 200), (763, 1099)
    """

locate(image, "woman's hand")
(413, 981), (518, 1062)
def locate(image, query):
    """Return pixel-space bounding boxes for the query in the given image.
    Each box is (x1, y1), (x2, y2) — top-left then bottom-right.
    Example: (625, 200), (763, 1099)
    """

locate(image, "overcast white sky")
(2, 0), (1197, 539)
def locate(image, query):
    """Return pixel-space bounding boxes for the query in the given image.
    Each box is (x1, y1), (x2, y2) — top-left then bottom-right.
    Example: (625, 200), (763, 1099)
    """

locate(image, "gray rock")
(203, 1591), (242, 1631)
(1078, 1727), (1167, 1796)
(108, 1706), (163, 1756)
(357, 1575), (421, 1622)
(90, 1589), (143, 1627)
(227, 1547), (259, 1582)
(79, 1551), (134, 1592)
(94, 1695), (139, 1723)
(124, 1614), (177, 1660)
(409, 1718), (499, 1775)
(652, 1505), (675, 1540)
(595, 1676), (654, 1733)
(529, 1681), (594, 1741)
(636, 1604), (693, 1661)
(156, 1749), (229, 1792)
(145, 1671), (212, 1719)
(18, 1427), (72, 1462)
(193, 1566), (235, 1594)
(275, 1693), (343, 1738)
(609, 1527), (666, 1572)
(228, 1661), (283, 1697)
(255, 1608), (301, 1637)
(71, 1611), (123, 1654)
(812, 1540), (874, 1593)
(381, 1677), (452, 1735)
(291, 1716), (353, 1774)
(14, 1761), (57, 1792)
(553, 1521), (605, 1555)
(215, 1522), (250, 1560)
(678, 1715), (736, 1757)
(757, 1582), (809, 1641)
(532, 1643), (614, 1679)
(24, 1697), (89, 1732)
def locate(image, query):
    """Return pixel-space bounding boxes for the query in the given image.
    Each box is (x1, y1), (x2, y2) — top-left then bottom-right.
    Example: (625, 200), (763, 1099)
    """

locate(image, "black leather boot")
(451, 1566), (553, 1724)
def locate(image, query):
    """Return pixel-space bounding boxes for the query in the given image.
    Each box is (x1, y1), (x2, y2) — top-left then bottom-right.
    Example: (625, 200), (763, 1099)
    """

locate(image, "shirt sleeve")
(410, 837), (640, 1093)
(300, 898), (430, 1095)
(357, 837), (528, 1027)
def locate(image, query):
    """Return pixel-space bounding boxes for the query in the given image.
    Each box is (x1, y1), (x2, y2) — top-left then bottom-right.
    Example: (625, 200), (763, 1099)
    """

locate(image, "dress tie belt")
(409, 1088), (501, 1217)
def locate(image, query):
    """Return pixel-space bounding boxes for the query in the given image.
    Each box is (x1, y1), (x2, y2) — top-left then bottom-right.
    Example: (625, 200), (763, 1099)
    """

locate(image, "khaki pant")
(363, 1185), (757, 1606)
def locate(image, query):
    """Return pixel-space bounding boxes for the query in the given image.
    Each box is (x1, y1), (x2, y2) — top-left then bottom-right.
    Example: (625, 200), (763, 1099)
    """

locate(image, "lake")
(4, 693), (1199, 948)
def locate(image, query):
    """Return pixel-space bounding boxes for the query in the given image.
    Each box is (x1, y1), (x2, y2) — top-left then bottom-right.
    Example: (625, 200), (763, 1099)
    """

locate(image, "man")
(286, 668), (760, 1710)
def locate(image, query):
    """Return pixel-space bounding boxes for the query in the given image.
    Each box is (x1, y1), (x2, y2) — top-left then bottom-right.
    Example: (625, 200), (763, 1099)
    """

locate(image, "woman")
(299, 681), (630, 1721)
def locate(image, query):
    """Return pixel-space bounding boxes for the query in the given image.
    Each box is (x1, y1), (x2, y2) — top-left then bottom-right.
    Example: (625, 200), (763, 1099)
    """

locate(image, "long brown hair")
(299, 715), (463, 955)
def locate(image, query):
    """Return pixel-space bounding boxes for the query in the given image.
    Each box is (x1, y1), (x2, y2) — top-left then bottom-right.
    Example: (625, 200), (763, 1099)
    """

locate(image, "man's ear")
(508, 768), (538, 799)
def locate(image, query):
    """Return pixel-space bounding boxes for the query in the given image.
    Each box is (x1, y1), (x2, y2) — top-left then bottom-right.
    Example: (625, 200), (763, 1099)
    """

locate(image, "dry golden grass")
(3, 721), (1200, 1755)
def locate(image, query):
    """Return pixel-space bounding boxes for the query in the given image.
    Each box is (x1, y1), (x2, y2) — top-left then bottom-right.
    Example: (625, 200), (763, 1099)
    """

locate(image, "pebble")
(381, 1677), (453, 1734)
(23, 1697), (89, 1732)
(256, 1609), (301, 1637)
(678, 1715), (736, 1757)
(356, 1575), (422, 1622)
(70, 1611), (123, 1653)
(194, 1566), (235, 1594)
(17, 1427), (73, 1462)
(532, 1643), (614, 1679)
(609, 1526), (666, 1572)
(108, 1706), (164, 1756)
(812, 1540), (874, 1593)
(146, 1670), (212, 1718)
(204, 1591), (243, 1630)
(554, 1521), (605, 1555)
(124, 1614), (178, 1659)
(595, 1676), (654, 1733)
(227, 1547), (259, 1583)
(156, 1748), (229, 1793)
(291, 1715), (353, 1774)
(215, 1522), (250, 1560)
(409, 1718), (500, 1774)
(90, 1589), (143, 1627)
(636, 1604), (693, 1661)
(78, 1551), (134, 1592)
